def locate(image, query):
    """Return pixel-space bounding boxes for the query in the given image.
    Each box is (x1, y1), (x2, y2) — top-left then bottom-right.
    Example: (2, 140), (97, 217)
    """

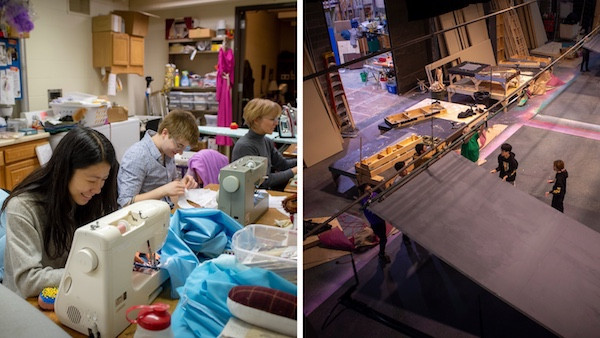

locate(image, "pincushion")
(227, 286), (296, 336)
(37, 287), (58, 311)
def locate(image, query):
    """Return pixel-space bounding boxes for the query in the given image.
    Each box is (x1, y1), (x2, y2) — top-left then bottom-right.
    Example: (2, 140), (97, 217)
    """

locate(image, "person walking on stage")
(545, 160), (568, 212)
(490, 143), (518, 185)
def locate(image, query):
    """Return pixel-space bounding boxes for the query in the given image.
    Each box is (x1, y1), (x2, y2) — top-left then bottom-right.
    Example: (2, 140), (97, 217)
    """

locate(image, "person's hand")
(134, 252), (161, 264)
(162, 180), (186, 197)
(291, 166), (298, 175)
(490, 169), (497, 174)
(547, 179), (554, 184)
(181, 175), (198, 189)
(545, 191), (550, 198)
(502, 176), (507, 181)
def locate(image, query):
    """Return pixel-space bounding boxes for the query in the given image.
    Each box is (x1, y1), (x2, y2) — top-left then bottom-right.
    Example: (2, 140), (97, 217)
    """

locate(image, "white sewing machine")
(218, 155), (269, 225)
(54, 200), (171, 338)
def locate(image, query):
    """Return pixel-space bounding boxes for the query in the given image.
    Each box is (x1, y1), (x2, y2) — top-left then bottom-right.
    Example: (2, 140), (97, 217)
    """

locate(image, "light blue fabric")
(0, 189), (10, 281)
(171, 255), (297, 337)
(159, 208), (243, 298)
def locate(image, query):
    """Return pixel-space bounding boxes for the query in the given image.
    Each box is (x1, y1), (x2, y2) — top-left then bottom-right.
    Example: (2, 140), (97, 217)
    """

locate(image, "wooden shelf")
(167, 37), (225, 43)
(169, 51), (219, 55)
(170, 87), (216, 92)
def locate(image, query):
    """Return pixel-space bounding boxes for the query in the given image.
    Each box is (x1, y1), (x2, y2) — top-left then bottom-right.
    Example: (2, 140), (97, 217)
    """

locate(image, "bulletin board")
(0, 37), (22, 104)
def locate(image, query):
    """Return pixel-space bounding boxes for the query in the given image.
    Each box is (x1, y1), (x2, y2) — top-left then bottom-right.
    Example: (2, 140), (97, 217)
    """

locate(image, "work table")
(27, 187), (294, 337)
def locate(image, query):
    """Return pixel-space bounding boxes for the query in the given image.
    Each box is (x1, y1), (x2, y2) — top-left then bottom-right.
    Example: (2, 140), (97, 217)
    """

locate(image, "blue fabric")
(159, 208), (243, 298)
(0, 189), (9, 281)
(171, 255), (297, 337)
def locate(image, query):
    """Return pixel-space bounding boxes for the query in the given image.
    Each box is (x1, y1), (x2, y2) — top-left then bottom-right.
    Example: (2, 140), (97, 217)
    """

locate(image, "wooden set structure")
(355, 134), (423, 185)
(384, 102), (446, 128)
(498, 54), (552, 68)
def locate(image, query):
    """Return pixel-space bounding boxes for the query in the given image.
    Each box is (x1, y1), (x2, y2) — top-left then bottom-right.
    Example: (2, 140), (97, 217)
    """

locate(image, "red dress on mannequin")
(216, 46), (234, 146)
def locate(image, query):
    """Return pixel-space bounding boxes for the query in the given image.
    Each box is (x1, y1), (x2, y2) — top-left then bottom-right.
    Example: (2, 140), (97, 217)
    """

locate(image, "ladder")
(323, 52), (356, 134)
(493, 0), (529, 57)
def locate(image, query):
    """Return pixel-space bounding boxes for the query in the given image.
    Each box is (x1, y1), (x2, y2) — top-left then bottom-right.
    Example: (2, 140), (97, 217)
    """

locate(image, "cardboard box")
(112, 11), (154, 37)
(92, 14), (123, 33)
(165, 17), (197, 39)
(189, 28), (216, 39)
(107, 106), (128, 123)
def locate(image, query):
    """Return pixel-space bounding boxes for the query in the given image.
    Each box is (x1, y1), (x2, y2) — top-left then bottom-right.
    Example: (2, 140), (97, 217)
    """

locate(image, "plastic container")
(205, 114), (217, 126)
(231, 224), (297, 283)
(181, 70), (190, 87)
(179, 92), (194, 103)
(174, 70), (180, 87)
(386, 83), (397, 94)
(167, 100), (180, 110)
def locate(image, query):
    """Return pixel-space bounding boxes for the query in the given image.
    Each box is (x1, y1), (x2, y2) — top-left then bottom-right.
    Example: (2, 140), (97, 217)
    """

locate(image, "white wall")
(24, 0), (294, 115)
(25, 0), (131, 112)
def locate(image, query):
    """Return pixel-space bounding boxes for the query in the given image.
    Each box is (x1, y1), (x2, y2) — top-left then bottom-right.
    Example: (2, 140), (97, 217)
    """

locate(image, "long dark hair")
(2, 127), (119, 258)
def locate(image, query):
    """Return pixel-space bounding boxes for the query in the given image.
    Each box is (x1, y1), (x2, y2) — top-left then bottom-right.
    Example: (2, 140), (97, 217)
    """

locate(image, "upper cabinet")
(93, 32), (144, 76)
(91, 12), (153, 76)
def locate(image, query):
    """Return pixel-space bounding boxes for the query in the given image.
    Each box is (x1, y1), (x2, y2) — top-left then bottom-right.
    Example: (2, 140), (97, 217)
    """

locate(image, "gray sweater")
(231, 129), (296, 190)
(2, 193), (66, 297)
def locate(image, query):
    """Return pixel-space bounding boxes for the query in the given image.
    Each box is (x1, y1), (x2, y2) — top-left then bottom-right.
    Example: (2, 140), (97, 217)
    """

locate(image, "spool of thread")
(117, 220), (131, 234)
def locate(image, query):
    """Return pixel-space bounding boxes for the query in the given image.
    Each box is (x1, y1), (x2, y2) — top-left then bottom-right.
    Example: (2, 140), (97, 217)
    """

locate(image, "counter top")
(0, 132), (50, 147)
(198, 126), (297, 145)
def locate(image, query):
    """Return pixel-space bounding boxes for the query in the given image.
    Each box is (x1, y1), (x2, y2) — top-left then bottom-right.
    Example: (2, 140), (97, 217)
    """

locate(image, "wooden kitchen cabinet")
(93, 32), (144, 76)
(0, 135), (49, 190)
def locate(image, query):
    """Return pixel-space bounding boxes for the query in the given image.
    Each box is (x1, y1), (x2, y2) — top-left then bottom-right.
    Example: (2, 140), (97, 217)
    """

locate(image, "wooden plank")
(529, 1), (548, 48)
(439, 12), (462, 55)
(463, 4), (489, 46)
(454, 10), (470, 49)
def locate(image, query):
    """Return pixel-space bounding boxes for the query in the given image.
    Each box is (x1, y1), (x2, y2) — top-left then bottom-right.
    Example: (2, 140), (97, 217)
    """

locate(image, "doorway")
(233, 3), (297, 126)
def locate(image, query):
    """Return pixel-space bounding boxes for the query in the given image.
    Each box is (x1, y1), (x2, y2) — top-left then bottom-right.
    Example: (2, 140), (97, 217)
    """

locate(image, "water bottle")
(126, 303), (174, 338)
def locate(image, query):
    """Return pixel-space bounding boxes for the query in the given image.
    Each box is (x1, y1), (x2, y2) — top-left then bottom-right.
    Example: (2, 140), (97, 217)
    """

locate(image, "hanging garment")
(185, 149), (229, 186)
(216, 47), (234, 146)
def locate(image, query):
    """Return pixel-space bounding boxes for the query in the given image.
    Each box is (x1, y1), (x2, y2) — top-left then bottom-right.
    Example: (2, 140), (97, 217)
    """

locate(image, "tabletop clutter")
(31, 154), (298, 337)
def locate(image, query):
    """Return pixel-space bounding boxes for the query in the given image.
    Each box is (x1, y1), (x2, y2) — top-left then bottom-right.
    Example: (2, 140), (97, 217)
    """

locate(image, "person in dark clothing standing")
(358, 183), (390, 264)
(490, 143), (518, 185)
(545, 159), (568, 212)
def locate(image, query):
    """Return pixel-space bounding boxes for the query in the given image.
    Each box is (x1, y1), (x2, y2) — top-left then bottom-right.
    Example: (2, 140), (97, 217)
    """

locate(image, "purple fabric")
(185, 150), (229, 186)
(216, 47), (234, 146)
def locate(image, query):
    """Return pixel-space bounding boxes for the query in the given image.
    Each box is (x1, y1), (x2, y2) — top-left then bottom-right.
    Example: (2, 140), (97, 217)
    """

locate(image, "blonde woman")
(232, 98), (297, 191)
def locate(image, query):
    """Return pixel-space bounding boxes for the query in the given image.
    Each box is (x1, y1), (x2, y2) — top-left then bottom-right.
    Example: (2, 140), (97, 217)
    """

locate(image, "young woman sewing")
(231, 98), (297, 191)
(2, 127), (119, 297)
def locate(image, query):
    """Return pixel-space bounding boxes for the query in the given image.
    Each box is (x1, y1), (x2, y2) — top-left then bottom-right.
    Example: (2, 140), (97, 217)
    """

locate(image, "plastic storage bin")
(179, 92), (194, 103)
(168, 99), (180, 110)
(204, 114), (217, 126)
(232, 224), (297, 283)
